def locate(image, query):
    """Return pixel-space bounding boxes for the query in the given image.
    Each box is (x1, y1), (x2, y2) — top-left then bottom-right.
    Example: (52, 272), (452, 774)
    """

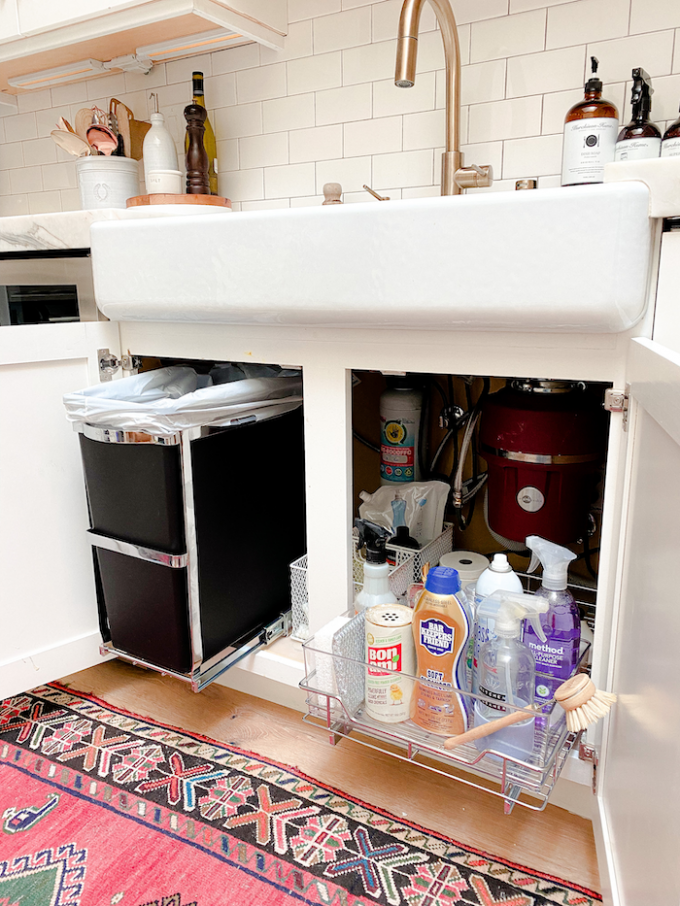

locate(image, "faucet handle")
(322, 182), (343, 204)
(454, 164), (493, 189)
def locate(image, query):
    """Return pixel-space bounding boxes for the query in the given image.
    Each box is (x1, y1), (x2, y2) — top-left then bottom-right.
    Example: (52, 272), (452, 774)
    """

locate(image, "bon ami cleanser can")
(365, 603), (415, 723)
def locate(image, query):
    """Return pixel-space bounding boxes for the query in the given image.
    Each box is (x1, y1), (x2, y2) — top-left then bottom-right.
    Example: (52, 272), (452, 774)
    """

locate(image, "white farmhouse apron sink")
(91, 182), (652, 333)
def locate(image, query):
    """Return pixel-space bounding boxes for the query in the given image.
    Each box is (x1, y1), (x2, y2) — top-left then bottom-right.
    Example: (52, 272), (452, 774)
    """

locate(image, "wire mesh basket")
(290, 523), (453, 642)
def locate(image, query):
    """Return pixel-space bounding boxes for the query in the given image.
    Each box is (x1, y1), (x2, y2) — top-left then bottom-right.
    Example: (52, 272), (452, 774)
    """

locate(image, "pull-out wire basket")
(300, 610), (589, 814)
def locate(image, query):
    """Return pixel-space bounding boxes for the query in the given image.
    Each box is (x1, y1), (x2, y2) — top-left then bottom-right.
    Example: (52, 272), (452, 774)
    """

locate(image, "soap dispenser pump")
(615, 68), (662, 161)
(561, 56), (619, 186)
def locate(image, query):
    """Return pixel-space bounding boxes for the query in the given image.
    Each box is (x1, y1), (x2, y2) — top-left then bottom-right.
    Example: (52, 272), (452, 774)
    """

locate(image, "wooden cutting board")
(126, 193), (231, 207)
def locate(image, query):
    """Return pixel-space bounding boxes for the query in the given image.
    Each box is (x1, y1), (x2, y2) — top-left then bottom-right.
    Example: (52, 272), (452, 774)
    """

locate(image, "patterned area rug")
(0, 684), (601, 906)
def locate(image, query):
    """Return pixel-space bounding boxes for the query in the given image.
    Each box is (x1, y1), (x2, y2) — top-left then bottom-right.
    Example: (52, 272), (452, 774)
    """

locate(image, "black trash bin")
(67, 366), (306, 690)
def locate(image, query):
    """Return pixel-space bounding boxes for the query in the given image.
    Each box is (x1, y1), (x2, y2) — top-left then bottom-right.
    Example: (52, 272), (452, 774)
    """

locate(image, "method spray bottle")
(522, 535), (580, 706)
(474, 592), (548, 758)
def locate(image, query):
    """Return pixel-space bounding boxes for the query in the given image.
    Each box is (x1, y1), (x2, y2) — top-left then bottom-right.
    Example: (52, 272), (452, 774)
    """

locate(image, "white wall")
(1, 0), (680, 214)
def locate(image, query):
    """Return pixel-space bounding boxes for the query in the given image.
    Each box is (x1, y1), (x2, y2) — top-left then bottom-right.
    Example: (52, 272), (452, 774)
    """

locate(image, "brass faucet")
(395, 0), (492, 195)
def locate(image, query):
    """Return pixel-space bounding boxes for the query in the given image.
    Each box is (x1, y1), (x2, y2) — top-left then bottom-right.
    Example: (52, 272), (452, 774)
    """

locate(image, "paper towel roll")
(439, 550), (490, 585)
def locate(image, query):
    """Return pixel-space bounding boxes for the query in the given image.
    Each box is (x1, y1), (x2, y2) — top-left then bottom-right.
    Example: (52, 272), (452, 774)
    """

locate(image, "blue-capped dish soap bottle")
(411, 566), (470, 736)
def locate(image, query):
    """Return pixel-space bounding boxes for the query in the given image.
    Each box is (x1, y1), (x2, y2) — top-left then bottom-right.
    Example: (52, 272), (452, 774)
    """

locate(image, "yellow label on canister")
(365, 604), (415, 723)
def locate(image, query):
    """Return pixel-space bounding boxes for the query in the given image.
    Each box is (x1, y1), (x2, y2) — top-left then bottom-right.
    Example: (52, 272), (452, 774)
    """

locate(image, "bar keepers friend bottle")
(561, 57), (618, 186)
(411, 567), (470, 736)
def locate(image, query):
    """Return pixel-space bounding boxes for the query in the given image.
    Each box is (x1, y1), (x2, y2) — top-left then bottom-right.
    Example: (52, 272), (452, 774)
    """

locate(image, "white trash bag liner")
(64, 365), (303, 435)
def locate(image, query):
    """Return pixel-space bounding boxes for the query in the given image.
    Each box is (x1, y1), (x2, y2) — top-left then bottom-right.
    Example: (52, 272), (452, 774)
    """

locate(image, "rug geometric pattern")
(0, 685), (601, 906)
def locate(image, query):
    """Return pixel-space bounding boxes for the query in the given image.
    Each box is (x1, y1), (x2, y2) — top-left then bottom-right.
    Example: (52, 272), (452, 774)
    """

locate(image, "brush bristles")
(564, 688), (617, 733)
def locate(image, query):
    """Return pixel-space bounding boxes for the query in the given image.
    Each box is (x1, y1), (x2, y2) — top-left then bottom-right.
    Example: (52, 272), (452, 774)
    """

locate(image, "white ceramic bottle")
(143, 104), (179, 191)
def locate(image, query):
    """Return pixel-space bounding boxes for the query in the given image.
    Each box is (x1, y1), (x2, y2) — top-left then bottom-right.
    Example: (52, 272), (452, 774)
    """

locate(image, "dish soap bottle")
(522, 535), (580, 707)
(474, 591), (548, 758)
(561, 56), (619, 186)
(143, 93), (179, 190)
(354, 520), (397, 614)
(411, 566), (470, 736)
(472, 554), (522, 693)
(615, 68), (662, 161)
(662, 104), (680, 158)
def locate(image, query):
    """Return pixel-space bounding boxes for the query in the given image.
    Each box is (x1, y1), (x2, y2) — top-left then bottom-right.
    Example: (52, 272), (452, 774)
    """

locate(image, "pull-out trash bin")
(64, 364), (306, 691)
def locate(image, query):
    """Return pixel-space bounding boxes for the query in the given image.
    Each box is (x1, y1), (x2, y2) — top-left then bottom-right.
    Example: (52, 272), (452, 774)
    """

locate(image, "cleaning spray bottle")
(354, 520), (398, 614)
(523, 535), (580, 707)
(472, 554), (523, 693)
(411, 566), (471, 736)
(474, 592), (548, 758)
(615, 68), (662, 161)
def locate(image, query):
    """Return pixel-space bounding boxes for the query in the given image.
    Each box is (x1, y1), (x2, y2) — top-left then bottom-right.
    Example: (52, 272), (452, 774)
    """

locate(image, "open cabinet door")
(0, 322), (119, 699)
(596, 337), (680, 906)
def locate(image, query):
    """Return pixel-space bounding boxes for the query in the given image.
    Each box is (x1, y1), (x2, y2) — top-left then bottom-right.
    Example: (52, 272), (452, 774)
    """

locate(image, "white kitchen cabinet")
(0, 0), (285, 94)
(2, 211), (680, 906)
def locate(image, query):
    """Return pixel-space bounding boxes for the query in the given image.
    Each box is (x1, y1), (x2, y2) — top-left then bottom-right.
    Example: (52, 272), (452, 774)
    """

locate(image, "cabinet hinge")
(579, 742), (599, 794)
(98, 348), (142, 382)
(604, 387), (629, 430)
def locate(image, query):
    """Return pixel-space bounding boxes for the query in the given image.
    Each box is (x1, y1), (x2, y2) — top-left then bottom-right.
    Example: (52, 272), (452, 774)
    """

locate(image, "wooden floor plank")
(58, 660), (600, 893)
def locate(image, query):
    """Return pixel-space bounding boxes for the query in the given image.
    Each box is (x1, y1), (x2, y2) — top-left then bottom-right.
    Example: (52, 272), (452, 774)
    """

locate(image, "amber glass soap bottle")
(561, 57), (619, 187)
(662, 104), (680, 158)
(615, 68), (661, 161)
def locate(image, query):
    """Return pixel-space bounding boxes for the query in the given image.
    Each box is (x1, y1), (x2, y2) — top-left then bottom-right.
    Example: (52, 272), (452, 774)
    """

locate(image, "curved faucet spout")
(395, 0), (462, 195)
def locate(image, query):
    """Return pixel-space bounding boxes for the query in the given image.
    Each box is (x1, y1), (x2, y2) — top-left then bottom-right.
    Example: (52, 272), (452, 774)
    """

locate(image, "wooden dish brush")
(443, 674), (616, 751)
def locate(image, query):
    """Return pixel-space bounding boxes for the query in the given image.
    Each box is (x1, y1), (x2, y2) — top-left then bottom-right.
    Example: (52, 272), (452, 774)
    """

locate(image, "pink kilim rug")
(0, 683), (601, 906)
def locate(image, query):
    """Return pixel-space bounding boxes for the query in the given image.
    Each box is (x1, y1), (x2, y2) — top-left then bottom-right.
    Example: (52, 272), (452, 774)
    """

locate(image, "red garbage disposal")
(480, 380), (607, 546)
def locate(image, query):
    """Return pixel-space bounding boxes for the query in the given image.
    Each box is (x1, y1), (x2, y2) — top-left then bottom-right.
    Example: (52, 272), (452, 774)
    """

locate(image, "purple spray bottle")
(522, 535), (580, 708)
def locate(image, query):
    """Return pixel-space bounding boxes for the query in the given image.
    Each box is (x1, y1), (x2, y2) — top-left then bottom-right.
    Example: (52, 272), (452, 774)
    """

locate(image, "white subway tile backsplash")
(5, 112), (37, 143)
(10, 165), (42, 194)
(587, 31), (675, 83)
(469, 95), (542, 142)
(213, 43), (261, 75)
(265, 162), (316, 197)
(237, 63), (287, 103)
(471, 10), (546, 63)
(288, 52), (342, 94)
(373, 72), (436, 117)
(502, 132), (562, 178)
(22, 137), (57, 167)
(213, 103), (263, 140)
(344, 115), (402, 156)
(373, 148), (433, 188)
(507, 46), (585, 98)
(546, 0), (630, 50)
(290, 124), (343, 161)
(631, 0), (680, 36)
(290, 0), (341, 23)
(403, 109), (446, 150)
(316, 155), (372, 193)
(343, 40), (397, 85)
(454, 0), (510, 25)
(290, 194), (325, 207)
(372, 0), (436, 44)
(3, 0), (680, 216)
(264, 93), (315, 133)
(260, 21), (314, 65)
(0, 142), (23, 170)
(239, 131), (288, 169)
(461, 59), (506, 105)
(314, 7), (371, 54)
(220, 167), (264, 202)
(316, 83), (372, 125)
(17, 89), (52, 114)
(42, 161), (77, 191)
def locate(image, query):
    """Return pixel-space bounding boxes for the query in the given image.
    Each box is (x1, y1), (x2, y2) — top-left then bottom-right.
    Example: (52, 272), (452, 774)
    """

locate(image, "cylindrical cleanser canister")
(365, 604), (415, 723)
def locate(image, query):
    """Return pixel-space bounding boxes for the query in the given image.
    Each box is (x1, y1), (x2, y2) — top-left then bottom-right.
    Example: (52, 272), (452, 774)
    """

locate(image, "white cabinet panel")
(0, 0), (20, 44)
(597, 337), (680, 906)
(18, 0), (141, 36)
(0, 323), (117, 699)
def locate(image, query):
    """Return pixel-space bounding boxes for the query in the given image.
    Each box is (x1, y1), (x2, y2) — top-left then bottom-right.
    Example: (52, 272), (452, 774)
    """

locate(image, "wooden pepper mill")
(184, 103), (210, 195)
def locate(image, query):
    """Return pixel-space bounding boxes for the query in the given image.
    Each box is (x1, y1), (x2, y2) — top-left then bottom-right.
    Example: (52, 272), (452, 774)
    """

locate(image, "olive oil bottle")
(561, 57), (619, 186)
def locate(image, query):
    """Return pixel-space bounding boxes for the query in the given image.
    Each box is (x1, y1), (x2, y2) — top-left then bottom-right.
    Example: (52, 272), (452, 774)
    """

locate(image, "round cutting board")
(126, 193), (231, 208)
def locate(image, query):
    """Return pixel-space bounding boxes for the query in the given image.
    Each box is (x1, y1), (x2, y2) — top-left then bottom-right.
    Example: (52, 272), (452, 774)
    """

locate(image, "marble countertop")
(0, 205), (232, 254)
